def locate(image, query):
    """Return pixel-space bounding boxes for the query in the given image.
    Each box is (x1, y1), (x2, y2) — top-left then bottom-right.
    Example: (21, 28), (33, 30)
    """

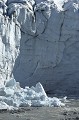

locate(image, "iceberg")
(0, 79), (65, 109)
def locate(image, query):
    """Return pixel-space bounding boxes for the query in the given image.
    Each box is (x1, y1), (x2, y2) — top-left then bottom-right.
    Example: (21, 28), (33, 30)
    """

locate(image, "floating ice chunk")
(5, 87), (14, 96)
(19, 100), (31, 107)
(31, 86), (36, 91)
(60, 96), (69, 103)
(63, 96), (67, 102)
(31, 99), (50, 107)
(14, 82), (21, 91)
(5, 79), (16, 87)
(0, 79), (65, 109)
(0, 101), (9, 110)
(48, 97), (65, 107)
(3, 97), (14, 106)
(31, 100), (45, 107)
(0, 87), (6, 96)
(35, 83), (47, 95)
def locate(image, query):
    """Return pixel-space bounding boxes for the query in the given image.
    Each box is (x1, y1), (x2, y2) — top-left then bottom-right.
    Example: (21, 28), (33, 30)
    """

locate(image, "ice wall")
(0, 0), (79, 96)
(0, 0), (21, 86)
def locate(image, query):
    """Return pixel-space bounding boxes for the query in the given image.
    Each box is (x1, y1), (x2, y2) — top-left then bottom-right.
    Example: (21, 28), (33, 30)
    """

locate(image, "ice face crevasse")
(0, 0), (79, 96)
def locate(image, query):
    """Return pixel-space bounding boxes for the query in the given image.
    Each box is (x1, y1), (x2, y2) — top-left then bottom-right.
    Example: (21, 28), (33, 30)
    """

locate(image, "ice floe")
(0, 79), (65, 110)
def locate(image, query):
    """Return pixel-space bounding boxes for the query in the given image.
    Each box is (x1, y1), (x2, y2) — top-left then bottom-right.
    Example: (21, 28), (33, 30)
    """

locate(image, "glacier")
(0, 0), (79, 97)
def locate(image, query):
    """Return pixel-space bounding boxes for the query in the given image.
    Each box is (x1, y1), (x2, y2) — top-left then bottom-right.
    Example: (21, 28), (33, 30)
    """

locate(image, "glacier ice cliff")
(0, 0), (79, 96)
